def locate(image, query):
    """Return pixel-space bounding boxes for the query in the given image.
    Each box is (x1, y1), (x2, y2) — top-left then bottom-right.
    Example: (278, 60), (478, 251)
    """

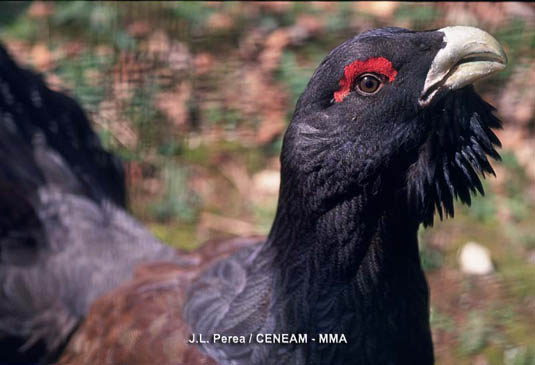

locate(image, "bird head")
(281, 26), (506, 225)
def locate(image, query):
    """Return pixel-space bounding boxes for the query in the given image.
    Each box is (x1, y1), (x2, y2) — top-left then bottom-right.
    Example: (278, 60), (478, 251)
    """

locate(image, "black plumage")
(0, 26), (505, 365)
(0, 43), (177, 363)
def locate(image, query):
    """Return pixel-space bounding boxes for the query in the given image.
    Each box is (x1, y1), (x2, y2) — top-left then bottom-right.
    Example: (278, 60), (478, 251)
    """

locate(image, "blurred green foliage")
(151, 164), (199, 223)
(459, 311), (494, 356)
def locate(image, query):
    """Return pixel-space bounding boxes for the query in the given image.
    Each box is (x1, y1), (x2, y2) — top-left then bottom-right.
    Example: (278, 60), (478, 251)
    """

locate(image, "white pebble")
(459, 241), (494, 275)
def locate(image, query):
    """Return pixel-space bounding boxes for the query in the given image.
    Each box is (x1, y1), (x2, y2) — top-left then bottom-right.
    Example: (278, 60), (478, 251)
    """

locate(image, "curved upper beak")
(419, 26), (507, 107)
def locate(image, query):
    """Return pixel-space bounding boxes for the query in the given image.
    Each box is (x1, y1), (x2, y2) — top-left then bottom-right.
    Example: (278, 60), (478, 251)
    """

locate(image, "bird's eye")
(355, 74), (384, 95)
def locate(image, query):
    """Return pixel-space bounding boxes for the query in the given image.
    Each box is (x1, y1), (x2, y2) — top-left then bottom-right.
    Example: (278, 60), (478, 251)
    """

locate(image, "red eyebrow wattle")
(334, 57), (398, 103)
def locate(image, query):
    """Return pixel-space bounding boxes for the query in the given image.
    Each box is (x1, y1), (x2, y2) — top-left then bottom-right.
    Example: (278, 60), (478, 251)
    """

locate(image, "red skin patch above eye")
(333, 57), (398, 103)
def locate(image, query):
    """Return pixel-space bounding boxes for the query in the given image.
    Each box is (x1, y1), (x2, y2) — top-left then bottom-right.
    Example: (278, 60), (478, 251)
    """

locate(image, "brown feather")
(59, 237), (263, 364)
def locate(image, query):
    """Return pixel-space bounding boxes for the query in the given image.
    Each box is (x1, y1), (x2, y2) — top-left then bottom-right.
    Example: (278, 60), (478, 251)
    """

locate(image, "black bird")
(0, 42), (179, 363)
(0, 26), (506, 364)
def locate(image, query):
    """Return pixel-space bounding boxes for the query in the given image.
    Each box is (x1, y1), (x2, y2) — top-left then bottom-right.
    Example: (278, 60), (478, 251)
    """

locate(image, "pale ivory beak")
(420, 26), (507, 107)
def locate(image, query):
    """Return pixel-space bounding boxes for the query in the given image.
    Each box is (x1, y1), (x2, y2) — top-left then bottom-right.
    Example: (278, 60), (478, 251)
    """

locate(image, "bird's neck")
(265, 181), (433, 362)
(267, 176), (422, 284)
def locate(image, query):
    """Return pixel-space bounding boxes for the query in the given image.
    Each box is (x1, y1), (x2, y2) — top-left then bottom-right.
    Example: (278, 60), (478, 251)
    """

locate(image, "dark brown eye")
(355, 74), (383, 95)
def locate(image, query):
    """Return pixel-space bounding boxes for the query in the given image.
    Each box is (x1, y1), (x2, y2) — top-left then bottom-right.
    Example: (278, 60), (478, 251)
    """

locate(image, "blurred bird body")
(0, 26), (505, 364)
